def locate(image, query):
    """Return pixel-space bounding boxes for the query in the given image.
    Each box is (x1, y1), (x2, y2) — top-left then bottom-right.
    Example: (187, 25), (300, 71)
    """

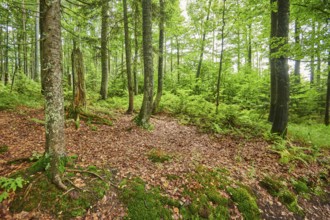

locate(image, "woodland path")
(0, 107), (329, 219)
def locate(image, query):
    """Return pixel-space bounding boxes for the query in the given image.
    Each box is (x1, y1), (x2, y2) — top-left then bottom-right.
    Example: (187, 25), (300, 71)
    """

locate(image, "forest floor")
(0, 106), (329, 219)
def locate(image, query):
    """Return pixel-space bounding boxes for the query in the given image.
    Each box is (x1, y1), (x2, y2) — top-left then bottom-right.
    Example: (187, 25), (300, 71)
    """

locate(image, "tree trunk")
(22, 0), (28, 77)
(310, 21), (315, 86)
(100, 0), (109, 100)
(40, 0), (67, 190)
(247, 24), (252, 69)
(133, 0), (139, 95)
(216, 0), (226, 113)
(4, 13), (9, 85)
(271, 0), (290, 137)
(268, 0), (278, 122)
(137, 0), (154, 127)
(325, 51), (330, 126)
(34, 0), (40, 81)
(294, 19), (300, 83)
(153, 0), (165, 114)
(196, 0), (212, 79)
(71, 46), (87, 122)
(123, 0), (134, 114)
(176, 36), (180, 82)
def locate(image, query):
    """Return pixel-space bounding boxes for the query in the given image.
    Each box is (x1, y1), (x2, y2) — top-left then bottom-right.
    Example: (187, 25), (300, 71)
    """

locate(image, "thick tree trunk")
(153, 0), (165, 114)
(137, 0), (154, 127)
(196, 0), (212, 79)
(40, 0), (67, 190)
(294, 19), (300, 83)
(325, 51), (330, 126)
(100, 0), (109, 100)
(268, 0), (278, 122)
(271, 0), (290, 137)
(123, 0), (134, 114)
(71, 46), (87, 121)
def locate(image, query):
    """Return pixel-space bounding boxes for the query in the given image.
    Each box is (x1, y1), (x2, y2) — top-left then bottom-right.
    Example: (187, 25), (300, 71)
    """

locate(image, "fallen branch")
(66, 169), (104, 181)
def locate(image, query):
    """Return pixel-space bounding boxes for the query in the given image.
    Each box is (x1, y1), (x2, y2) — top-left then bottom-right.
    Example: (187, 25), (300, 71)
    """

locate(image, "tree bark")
(153, 0), (165, 114)
(325, 51), (330, 126)
(137, 0), (154, 127)
(34, 0), (40, 81)
(271, 0), (290, 137)
(176, 36), (180, 82)
(71, 46), (87, 122)
(123, 0), (134, 114)
(268, 0), (278, 122)
(216, 0), (226, 114)
(294, 19), (300, 83)
(100, 0), (109, 100)
(196, 0), (212, 79)
(133, 0), (139, 95)
(40, 0), (67, 190)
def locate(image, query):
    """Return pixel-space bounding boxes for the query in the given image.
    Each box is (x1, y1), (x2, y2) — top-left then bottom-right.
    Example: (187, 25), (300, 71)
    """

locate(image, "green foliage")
(147, 148), (172, 163)
(226, 186), (260, 220)
(0, 79), (43, 110)
(270, 140), (321, 166)
(119, 178), (172, 220)
(0, 177), (27, 203)
(288, 123), (330, 149)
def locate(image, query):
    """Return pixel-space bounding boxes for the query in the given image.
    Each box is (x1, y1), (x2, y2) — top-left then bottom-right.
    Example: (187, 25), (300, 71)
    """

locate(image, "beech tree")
(271, 0), (290, 137)
(123, 0), (134, 114)
(153, 0), (165, 114)
(100, 0), (109, 100)
(40, 0), (67, 189)
(137, 0), (153, 126)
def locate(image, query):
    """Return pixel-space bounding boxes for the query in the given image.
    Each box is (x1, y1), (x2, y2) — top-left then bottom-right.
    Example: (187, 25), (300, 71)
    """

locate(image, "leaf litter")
(0, 107), (329, 219)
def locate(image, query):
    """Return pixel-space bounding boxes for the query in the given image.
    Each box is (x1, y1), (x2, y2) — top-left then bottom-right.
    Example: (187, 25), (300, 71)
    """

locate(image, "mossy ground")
(119, 165), (260, 220)
(147, 148), (172, 163)
(9, 158), (111, 219)
(260, 176), (304, 215)
(0, 145), (9, 154)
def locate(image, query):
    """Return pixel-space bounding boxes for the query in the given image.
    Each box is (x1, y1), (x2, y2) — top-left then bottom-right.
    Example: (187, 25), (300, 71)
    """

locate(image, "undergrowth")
(9, 155), (111, 219)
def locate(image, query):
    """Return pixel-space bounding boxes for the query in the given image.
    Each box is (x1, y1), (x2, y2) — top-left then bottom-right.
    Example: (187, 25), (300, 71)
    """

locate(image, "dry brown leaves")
(0, 108), (329, 219)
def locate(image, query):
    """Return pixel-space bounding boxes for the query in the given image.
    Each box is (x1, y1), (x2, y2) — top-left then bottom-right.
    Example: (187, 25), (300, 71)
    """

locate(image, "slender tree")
(294, 19), (300, 83)
(325, 51), (330, 126)
(100, 0), (109, 100)
(215, 0), (226, 113)
(40, 0), (67, 190)
(153, 0), (165, 113)
(268, 0), (278, 122)
(196, 0), (212, 80)
(123, 0), (134, 113)
(133, 0), (139, 95)
(271, 0), (290, 137)
(137, 0), (154, 127)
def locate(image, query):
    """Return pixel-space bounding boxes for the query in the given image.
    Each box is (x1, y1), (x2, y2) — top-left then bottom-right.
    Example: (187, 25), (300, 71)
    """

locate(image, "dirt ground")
(0, 107), (329, 219)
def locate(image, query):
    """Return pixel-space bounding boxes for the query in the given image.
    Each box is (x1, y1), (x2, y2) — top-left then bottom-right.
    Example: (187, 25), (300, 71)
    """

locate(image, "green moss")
(292, 179), (310, 194)
(10, 166), (110, 219)
(0, 145), (9, 154)
(147, 148), (172, 163)
(227, 186), (260, 220)
(119, 178), (172, 220)
(259, 176), (283, 197)
(278, 190), (303, 215)
(260, 176), (304, 216)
